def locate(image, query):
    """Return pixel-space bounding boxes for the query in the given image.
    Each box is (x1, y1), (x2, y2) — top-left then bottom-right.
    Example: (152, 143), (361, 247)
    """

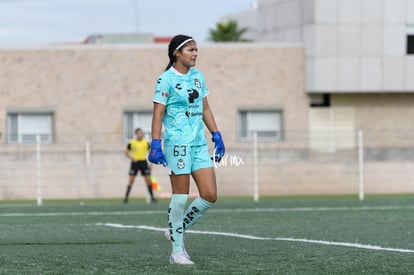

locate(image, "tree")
(208, 20), (251, 42)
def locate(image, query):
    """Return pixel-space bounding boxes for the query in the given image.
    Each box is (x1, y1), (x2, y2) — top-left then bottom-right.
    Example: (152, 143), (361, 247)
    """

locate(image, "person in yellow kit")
(124, 128), (157, 203)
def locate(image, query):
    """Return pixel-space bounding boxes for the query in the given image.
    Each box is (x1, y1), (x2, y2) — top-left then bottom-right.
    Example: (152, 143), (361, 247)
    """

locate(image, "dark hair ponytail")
(165, 34), (194, 71)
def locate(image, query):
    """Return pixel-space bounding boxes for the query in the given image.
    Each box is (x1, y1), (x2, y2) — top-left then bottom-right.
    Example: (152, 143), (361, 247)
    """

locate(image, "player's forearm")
(204, 110), (218, 133)
(151, 103), (165, 140)
(203, 99), (218, 133)
(151, 119), (162, 140)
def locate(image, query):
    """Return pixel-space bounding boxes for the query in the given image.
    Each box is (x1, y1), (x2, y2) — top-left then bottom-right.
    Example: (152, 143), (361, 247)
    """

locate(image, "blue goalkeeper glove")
(148, 139), (167, 167)
(211, 131), (225, 162)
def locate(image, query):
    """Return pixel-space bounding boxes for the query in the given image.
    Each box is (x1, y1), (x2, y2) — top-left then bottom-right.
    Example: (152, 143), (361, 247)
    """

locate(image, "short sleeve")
(153, 76), (170, 105)
(199, 72), (209, 98)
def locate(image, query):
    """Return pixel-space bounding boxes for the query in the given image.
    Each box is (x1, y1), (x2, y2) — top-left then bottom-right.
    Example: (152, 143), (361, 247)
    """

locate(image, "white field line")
(96, 223), (414, 254)
(2, 205), (414, 217)
(0, 210), (164, 217)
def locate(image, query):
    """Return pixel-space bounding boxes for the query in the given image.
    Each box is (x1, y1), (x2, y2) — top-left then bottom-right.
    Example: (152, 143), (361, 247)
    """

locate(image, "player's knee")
(202, 192), (217, 203)
(209, 196), (217, 203)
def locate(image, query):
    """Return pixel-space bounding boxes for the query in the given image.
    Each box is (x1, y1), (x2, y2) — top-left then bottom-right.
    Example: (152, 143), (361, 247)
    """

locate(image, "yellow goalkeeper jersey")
(126, 139), (150, 161)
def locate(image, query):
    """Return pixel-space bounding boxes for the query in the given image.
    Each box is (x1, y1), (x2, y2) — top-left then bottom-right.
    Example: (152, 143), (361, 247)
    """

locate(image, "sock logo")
(183, 206), (200, 227)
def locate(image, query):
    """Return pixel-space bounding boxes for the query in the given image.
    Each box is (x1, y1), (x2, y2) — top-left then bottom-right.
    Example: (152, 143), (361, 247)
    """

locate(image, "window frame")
(6, 111), (55, 145)
(237, 109), (284, 142)
(122, 110), (153, 142)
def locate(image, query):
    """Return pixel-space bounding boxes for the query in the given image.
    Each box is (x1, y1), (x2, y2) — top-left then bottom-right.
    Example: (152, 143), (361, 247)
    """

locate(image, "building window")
(310, 94), (331, 107)
(7, 112), (54, 144)
(238, 110), (283, 141)
(407, 35), (414, 54)
(123, 111), (152, 141)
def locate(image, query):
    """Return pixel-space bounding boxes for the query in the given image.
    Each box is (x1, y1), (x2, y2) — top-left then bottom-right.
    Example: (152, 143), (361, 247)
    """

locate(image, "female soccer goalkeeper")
(148, 34), (225, 265)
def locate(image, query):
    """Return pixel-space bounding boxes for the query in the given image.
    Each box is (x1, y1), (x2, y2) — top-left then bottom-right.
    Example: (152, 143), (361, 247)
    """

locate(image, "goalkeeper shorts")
(164, 144), (213, 175)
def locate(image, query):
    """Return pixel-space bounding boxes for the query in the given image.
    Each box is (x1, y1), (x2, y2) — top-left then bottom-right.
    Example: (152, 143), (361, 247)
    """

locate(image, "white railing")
(1, 129), (414, 202)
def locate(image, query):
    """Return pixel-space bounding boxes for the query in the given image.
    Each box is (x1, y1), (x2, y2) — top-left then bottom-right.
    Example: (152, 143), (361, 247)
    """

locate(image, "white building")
(225, 0), (414, 92)
(223, 0), (414, 151)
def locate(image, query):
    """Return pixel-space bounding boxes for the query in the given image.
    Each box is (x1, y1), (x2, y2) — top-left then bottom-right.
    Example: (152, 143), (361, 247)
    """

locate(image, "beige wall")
(353, 94), (414, 135)
(0, 46), (167, 149)
(0, 44), (311, 199)
(0, 44), (307, 150)
(307, 93), (414, 196)
(1, 44), (413, 200)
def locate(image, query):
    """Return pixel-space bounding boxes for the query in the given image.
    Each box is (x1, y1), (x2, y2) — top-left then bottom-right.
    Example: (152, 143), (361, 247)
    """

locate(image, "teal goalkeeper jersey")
(153, 67), (209, 147)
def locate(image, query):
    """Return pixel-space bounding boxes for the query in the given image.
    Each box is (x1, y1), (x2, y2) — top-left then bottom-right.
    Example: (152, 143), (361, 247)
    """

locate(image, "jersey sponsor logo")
(177, 158), (185, 169)
(185, 110), (202, 117)
(187, 89), (199, 103)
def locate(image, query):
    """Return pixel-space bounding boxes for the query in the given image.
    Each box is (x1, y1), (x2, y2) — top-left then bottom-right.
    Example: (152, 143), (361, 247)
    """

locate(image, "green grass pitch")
(1, 195), (414, 274)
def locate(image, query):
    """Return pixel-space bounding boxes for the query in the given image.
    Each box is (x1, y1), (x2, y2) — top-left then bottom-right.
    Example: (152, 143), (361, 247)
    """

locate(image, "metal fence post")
(253, 131), (259, 202)
(358, 130), (365, 201)
(36, 135), (43, 206)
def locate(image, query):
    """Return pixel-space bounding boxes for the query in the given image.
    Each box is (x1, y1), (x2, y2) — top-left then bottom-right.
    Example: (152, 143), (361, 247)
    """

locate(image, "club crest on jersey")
(194, 78), (201, 89)
(162, 91), (169, 98)
(177, 158), (185, 169)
